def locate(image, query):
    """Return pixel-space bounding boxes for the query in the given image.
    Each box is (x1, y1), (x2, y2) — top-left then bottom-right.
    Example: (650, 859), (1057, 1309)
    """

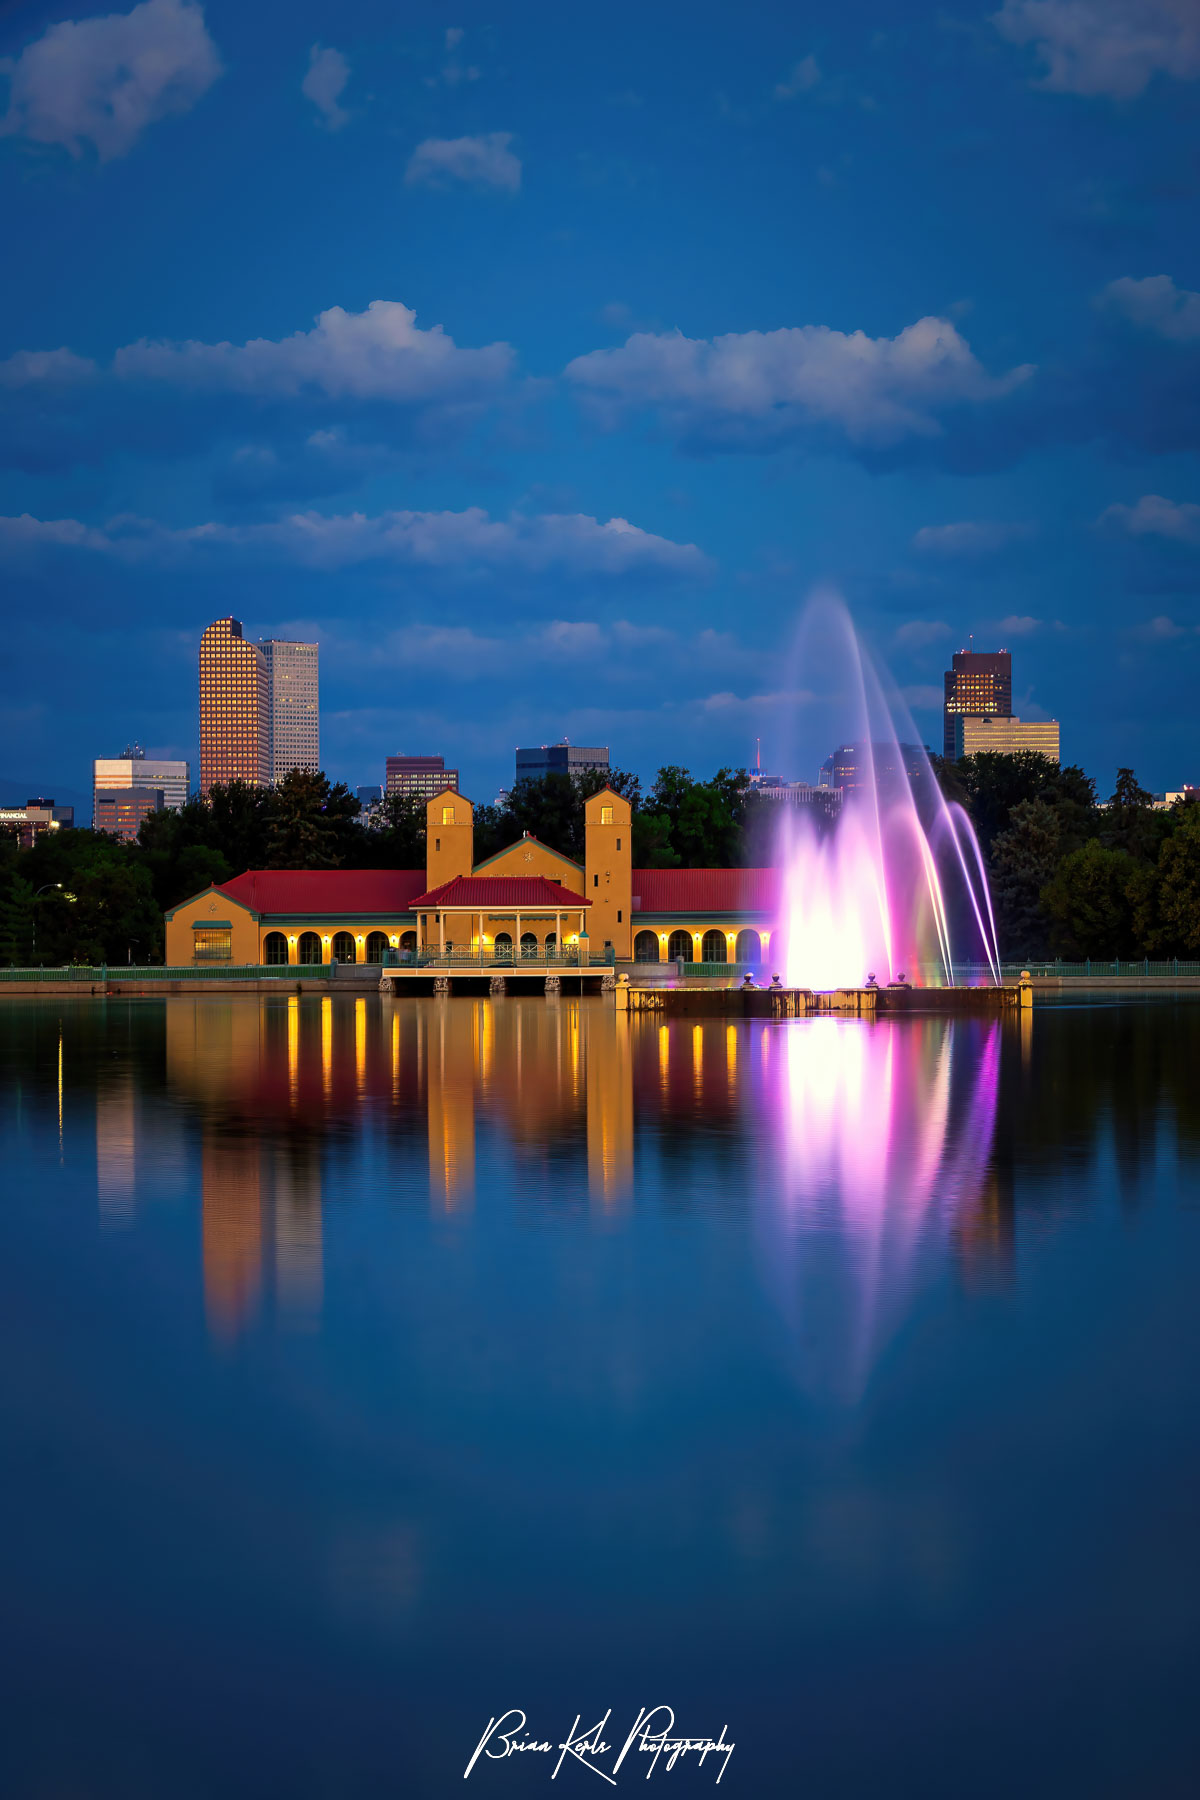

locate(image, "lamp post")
(31, 883), (62, 960)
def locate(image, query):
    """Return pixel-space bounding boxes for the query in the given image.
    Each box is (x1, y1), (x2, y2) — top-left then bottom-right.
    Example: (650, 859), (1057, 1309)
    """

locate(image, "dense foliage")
(929, 754), (1197, 960)
(4, 755), (1195, 964)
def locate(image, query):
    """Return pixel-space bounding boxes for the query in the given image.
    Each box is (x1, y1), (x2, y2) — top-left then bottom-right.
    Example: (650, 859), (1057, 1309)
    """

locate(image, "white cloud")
(0, 0), (222, 161)
(302, 45), (351, 131)
(0, 506), (709, 578)
(1099, 274), (1200, 340)
(405, 132), (520, 192)
(912, 519), (1033, 556)
(995, 614), (1042, 634)
(1101, 494), (1200, 542)
(993, 0), (1200, 100)
(111, 299), (514, 401)
(0, 347), (97, 386)
(565, 316), (1031, 452)
(774, 55), (821, 99)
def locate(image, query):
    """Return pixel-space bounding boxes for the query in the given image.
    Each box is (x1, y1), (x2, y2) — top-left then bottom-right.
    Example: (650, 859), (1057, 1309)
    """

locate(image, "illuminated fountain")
(777, 595), (1000, 990)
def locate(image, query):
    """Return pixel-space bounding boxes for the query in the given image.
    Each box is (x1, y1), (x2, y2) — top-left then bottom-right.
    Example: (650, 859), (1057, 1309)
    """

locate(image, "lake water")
(2, 993), (1198, 1798)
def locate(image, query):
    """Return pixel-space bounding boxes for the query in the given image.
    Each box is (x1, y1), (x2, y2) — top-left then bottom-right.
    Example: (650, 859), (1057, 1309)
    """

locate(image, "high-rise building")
(819, 742), (929, 795)
(943, 649), (1012, 760)
(93, 746), (189, 824)
(0, 797), (74, 849)
(260, 639), (319, 783)
(95, 787), (164, 841)
(515, 739), (609, 784)
(199, 619), (271, 794)
(385, 755), (460, 801)
(953, 716), (1060, 763)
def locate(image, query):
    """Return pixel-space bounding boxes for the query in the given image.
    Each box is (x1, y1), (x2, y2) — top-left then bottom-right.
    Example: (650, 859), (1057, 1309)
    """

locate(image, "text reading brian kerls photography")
(465, 1708), (735, 1783)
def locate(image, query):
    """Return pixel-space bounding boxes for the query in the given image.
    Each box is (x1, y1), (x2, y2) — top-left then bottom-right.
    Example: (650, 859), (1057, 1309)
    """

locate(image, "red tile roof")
(219, 869), (427, 916)
(410, 875), (591, 908)
(631, 868), (780, 913)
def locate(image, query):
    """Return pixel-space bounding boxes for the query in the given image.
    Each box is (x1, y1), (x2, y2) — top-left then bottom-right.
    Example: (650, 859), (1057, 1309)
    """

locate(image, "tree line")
(933, 752), (1200, 960)
(0, 765), (769, 964)
(3, 753), (1196, 964)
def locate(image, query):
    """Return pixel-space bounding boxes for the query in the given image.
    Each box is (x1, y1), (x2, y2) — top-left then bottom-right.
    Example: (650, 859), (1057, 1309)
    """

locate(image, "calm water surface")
(2, 994), (1198, 1798)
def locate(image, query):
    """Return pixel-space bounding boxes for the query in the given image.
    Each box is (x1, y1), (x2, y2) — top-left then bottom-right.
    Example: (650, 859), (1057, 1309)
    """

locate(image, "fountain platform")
(615, 982), (1028, 1018)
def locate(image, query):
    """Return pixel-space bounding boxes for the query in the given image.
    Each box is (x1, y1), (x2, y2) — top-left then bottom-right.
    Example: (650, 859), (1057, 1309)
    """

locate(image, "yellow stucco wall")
(584, 788), (633, 959)
(165, 889), (260, 965)
(475, 836), (582, 885)
(425, 788), (474, 888)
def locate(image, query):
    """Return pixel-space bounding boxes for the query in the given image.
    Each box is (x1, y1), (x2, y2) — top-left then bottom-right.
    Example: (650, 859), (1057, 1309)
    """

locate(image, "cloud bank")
(565, 316), (1032, 455)
(0, 506), (709, 578)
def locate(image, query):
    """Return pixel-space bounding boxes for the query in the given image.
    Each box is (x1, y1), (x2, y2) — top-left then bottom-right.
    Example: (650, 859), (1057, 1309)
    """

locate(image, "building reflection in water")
(96, 1065), (137, 1230)
(163, 995), (1008, 1359)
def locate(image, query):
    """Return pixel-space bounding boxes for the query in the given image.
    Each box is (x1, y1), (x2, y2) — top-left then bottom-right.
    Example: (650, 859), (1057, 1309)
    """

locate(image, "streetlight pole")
(31, 883), (62, 960)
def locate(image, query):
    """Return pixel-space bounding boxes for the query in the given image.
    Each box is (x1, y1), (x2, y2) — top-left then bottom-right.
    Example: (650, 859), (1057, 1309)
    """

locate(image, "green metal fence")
(0, 964), (335, 983)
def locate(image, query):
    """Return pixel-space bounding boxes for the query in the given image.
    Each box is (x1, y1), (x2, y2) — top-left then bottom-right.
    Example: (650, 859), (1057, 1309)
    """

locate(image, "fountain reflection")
(763, 1015), (1002, 1402)
(159, 996), (1012, 1356)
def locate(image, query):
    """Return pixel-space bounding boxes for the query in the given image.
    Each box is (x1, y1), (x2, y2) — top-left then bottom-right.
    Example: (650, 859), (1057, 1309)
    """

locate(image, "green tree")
(1041, 840), (1141, 959)
(265, 769), (360, 868)
(1101, 768), (1167, 863)
(1151, 804), (1200, 956)
(0, 876), (34, 964)
(954, 752), (1097, 855)
(989, 798), (1063, 959)
(363, 792), (426, 868)
(643, 766), (748, 867)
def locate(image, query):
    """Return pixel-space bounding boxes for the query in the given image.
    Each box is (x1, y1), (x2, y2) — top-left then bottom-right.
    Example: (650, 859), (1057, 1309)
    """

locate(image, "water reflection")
(11, 995), (1186, 1368)
(764, 1018), (1001, 1401)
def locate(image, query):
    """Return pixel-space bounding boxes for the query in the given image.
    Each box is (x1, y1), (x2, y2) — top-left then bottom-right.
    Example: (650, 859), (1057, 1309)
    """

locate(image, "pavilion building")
(164, 786), (783, 967)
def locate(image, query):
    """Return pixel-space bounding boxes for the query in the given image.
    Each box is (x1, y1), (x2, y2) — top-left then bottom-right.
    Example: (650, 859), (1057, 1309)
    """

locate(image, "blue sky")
(1, 0), (1198, 804)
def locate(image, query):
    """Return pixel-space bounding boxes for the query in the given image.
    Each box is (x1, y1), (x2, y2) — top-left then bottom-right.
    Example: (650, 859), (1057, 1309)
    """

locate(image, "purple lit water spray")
(776, 596), (1000, 988)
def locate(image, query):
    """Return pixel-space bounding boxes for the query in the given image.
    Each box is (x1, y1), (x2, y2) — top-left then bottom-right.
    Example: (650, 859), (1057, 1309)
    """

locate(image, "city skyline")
(3, 1), (1198, 803)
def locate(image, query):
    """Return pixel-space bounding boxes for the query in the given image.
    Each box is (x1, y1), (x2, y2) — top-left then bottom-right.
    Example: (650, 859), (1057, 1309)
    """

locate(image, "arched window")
(263, 931), (289, 965)
(736, 928), (761, 965)
(297, 932), (322, 964)
(332, 931), (356, 963)
(399, 930), (417, 955)
(520, 932), (538, 959)
(544, 932), (558, 957)
(365, 931), (389, 963)
(702, 929), (727, 963)
(494, 932), (512, 960)
(634, 930), (659, 962)
(667, 929), (692, 962)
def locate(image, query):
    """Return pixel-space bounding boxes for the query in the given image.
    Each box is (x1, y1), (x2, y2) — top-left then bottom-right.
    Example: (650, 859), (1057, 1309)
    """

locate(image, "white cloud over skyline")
(1100, 275), (1200, 341)
(0, 505), (709, 578)
(565, 316), (1032, 452)
(302, 44), (352, 131)
(993, 0), (1200, 100)
(0, 0), (222, 161)
(405, 132), (521, 191)
(1102, 494), (1200, 542)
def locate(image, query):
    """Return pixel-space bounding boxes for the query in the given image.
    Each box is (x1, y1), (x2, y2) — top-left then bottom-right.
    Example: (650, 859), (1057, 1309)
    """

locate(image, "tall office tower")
(199, 618), (270, 794)
(385, 755), (459, 800)
(260, 639), (320, 783)
(93, 744), (190, 824)
(515, 739), (609, 784)
(943, 649), (1012, 760)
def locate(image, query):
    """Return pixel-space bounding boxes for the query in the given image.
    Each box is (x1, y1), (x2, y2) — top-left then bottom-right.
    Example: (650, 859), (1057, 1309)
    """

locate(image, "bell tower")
(584, 787), (632, 958)
(425, 789), (474, 888)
